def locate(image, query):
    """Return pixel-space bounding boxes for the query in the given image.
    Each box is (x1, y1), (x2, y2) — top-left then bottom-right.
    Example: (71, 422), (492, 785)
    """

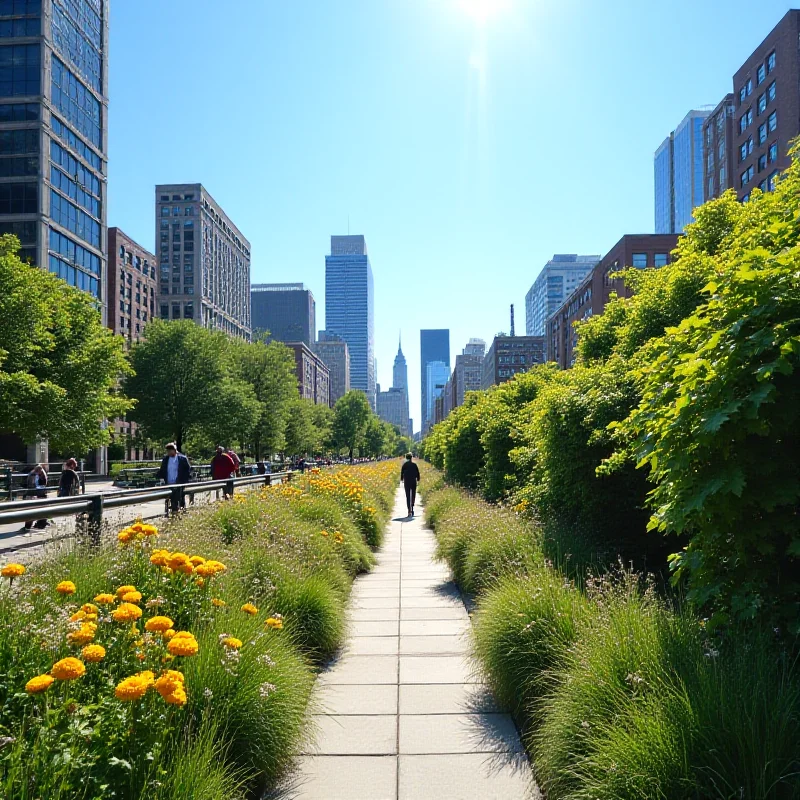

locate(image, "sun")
(457, 0), (512, 24)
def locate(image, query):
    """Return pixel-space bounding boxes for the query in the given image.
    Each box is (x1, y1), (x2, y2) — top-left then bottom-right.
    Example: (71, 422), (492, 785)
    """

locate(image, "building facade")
(250, 283), (315, 344)
(425, 359), (450, 432)
(107, 227), (156, 342)
(325, 235), (375, 406)
(314, 331), (350, 405)
(482, 336), (545, 389)
(452, 338), (485, 408)
(702, 94), (735, 201)
(525, 254), (601, 337)
(155, 184), (251, 339)
(654, 108), (712, 233)
(377, 387), (408, 435)
(287, 342), (330, 407)
(733, 10), (799, 201)
(420, 329), (450, 433)
(391, 339), (410, 436)
(0, 0), (109, 319)
(546, 233), (681, 368)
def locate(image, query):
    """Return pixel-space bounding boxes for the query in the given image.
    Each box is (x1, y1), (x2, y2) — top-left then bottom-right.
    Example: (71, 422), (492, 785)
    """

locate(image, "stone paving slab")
(318, 655), (399, 685)
(399, 713), (524, 755)
(400, 607), (469, 621)
(350, 620), (400, 637)
(315, 683), (398, 715)
(399, 635), (469, 655)
(346, 636), (400, 656)
(399, 683), (501, 715)
(306, 714), (397, 755)
(399, 655), (478, 685)
(280, 756), (398, 800)
(349, 608), (401, 622)
(400, 619), (470, 636)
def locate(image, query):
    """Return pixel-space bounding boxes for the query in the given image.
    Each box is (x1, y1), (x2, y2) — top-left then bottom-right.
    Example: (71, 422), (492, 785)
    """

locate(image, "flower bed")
(0, 461), (400, 800)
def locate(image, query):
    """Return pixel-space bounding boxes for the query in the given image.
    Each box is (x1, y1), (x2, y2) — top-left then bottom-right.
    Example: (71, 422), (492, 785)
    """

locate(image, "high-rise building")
(108, 228), (157, 343)
(654, 108), (713, 233)
(702, 95), (735, 202)
(453, 338), (485, 408)
(0, 0), (109, 320)
(377, 388), (408, 435)
(325, 235), (375, 407)
(314, 331), (350, 405)
(733, 10), (799, 201)
(287, 342), (330, 407)
(525, 255), (600, 337)
(420, 329), (450, 433)
(482, 336), (545, 390)
(250, 283), (315, 344)
(391, 337), (410, 436)
(425, 360), (450, 432)
(155, 184), (251, 339)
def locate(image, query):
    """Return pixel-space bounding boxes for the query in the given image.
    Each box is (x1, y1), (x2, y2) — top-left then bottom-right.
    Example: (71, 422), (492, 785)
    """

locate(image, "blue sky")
(108, 0), (794, 430)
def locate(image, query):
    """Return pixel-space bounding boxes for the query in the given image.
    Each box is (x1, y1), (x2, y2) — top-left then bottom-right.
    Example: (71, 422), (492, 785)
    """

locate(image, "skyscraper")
(525, 255), (600, 337)
(654, 108), (713, 233)
(453, 338), (485, 408)
(380, 336), (409, 436)
(325, 235), (375, 406)
(314, 331), (351, 405)
(0, 0), (109, 319)
(155, 184), (251, 339)
(251, 283), (316, 345)
(425, 360), (450, 431)
(420, 329), (450, 433)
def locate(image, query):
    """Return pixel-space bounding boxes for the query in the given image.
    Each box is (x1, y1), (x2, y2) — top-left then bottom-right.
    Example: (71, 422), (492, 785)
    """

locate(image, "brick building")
(287, 342), (330, 407)
(702, 94), (736, 201)
(481, 336), (545, 390)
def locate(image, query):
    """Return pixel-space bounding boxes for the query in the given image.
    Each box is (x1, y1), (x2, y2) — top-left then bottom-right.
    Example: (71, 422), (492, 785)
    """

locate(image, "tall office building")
(482, 336), (545, 390)
(0, 0), (109, 320)
(314, 331), (351, 405)
(378, 337), (409, 436)
(702, 95), (735, 202)
(155, 184), (251, 339)
(425, 360), (450, 432)
(420, 329), (450, 433)
(525, 255), (600, 337)
(108, 228), (156, 343)
(654, 108), (713, 233)
(453, 338), (485, 408)
(325, 235), (375, 406)
(251, 283), (315, 344)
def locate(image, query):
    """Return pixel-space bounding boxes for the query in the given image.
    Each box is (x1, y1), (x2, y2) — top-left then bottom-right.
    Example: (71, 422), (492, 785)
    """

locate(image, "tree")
(124, 320), (258, 452)
(0, 235), (130, 453)
(331, 390), (371, 461)
(284, 397), (317, 457)
(362, 416), (389, 458)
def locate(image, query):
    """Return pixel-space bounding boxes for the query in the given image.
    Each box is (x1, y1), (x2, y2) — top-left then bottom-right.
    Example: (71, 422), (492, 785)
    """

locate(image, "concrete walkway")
(279, 487), (539, 800)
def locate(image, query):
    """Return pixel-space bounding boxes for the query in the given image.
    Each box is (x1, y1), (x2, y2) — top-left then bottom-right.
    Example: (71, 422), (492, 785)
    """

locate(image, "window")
(160, 304), (168, 319)
(172, 304), (180, 319)
(739, 109), (752, 133)
(758, 153), (767, 172)
(0, 43), (40, 96)
(707, 176), (714, 197)
(160, 195), (168, 202)
(718, 140), (725, 160)
(0, 128), (36, 154)
(758, 94), (767, 115)
(50, 2), (101, 91)
(184, 207), (194, 216)
(767, 51), (776, 73)
(0, 181), (37, 214)
(0, 155), (37, 177)
(739, 86), (745, 104)
(768, 111), (777, 132)
(767, 81), (776, 103)
(759, 180), (767, 192)
(50, 189), (100, 248)
(0, 0), (42, 13)
(757, 63), (766, 85)
(49, 228), (100, 275)
(632, 253), (647, 268)
(740, 165), (754, 187)
(768, 171), (779, 191)
(769, 142), (778, 162)
(0, 101), (38, 122)
(171, 194), (180, 201)
(758, 123), (767, 145)
(742, 192), (750, 203)
(184, 303), (194, 319)
(50, 165), (100, 218)
(160, 207), (170, 217)
(51, 57), (101, 147)
(654, 253), (669, 267)
(740, 137), (753, 161)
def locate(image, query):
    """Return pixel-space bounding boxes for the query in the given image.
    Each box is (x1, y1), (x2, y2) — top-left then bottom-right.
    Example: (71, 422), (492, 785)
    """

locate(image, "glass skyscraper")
(0, 0), (108, 320)
(654, 108), (712, 233)
(420, 329), (450, 433)
(325, 235), (375, 407)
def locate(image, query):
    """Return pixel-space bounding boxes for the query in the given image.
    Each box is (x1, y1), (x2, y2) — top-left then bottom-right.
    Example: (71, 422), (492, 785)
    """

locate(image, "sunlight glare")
(458, 0), (512, 24)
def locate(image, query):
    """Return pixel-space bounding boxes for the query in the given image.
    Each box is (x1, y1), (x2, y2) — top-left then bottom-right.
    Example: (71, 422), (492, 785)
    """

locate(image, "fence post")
(1, 468), (11, 502)
(87, 494), (103, 546)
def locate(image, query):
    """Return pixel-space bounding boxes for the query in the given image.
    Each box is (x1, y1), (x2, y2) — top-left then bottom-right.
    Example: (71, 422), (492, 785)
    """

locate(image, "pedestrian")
(256, 460), (266, 475)
(157, 442), (191, 515)
(400, 453), (421, 518)
(210, 446), (236, 499)
(57, 458), (82, 497)
(227, 448), (241, 477)
(23, 464), (49, 530)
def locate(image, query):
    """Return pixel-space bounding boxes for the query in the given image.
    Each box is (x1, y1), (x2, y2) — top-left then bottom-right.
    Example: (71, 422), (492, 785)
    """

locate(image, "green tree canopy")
(0, 235), (130, 453)
(331, 390), (371, 461)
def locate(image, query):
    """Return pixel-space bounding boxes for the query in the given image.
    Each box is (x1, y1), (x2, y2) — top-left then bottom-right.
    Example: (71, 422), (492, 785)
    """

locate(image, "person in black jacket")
(157, 443), (192, 515)
(400, 453), (421, 517)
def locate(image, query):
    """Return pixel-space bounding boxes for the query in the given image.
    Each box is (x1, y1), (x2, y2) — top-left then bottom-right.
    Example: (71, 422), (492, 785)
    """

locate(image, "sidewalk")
(278, 487), (539, 800)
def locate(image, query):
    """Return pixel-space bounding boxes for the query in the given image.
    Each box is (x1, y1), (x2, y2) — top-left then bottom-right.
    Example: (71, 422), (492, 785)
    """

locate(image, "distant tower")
(510, 304), (515, 337)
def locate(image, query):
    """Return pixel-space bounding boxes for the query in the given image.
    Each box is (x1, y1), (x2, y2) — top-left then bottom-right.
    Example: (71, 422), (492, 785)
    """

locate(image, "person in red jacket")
(211, 446), (236, 498)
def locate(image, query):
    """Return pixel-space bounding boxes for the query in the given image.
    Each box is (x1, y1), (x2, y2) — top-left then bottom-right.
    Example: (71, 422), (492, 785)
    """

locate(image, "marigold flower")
(320, 530), (329, 537)
(167, 632), (199, 657)
(221, 636), (242, 649)
(121, 590), (143, 604)
(211, 597), (226, 607)
(1, 563), (25, 578)
(241, 603), (258, 616)
(115, 672), (151, 701)
(144, 615), (173, 633)
(195, 578), (205, 588)
(56, 580), (76, 595)
(150, 550), (170, 567)
(163, 685), (187, 705)
(112, 603), (143, 623)
(176, 562), (194, 575)
(140, 524), (158, 537)
(265, 616), (283, 630)
(117, 529), (135, 544)
(69, 610), (87, 622)
(81, 603), (99, 615)
(25, 674), (54, 693)
(116, 584), (136, 599)
(67, 625), (96, 646)
(51, 657), (85, 681)
(166, 552), (191, 570)
(154, 669), (184, 697)
(82, 644), (106, 662)
(203, 560), (227, 575)
(188, 555), (205, 566)
(93, 593), (115, 605)
(162, 628), (176, 640)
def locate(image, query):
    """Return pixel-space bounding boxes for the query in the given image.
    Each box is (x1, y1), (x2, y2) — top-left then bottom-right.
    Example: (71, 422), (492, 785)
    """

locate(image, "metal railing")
(0, 471), (293, 544)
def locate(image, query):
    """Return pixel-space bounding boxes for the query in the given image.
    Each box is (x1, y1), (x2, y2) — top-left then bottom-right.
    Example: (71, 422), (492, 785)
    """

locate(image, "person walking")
(227, 448), (241, 477)
(211, 446), (236, 499)
(23, 464), (49, 530)
(57, 458), (82, 497)
(157, 443), (191, 515)
(400, 453), (421, 518)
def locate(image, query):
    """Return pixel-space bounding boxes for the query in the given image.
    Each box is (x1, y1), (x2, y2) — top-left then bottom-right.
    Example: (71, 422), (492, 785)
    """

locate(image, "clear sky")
(108, 0), (794, 430)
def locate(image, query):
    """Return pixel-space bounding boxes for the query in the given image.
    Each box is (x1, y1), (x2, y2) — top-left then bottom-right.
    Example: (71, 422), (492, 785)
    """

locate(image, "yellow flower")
(188, 555), (206, 566)
(56, 580), (76, 596)
(163, 685), (187, 706)
(140, 524), (158, 537)
(69, 610), (87, 622)
(25, 674), (54, 693)
(241, 603), (258, 616)
(144, 616), (174, 633)
(211, 598), (226, 607)
(67, 624), (96, 646)
(1, 563), (25, 578)
(204, 560), (227, 575)
(150, 550), (170, 567)
(51, 657), (85, 681)
(195, 578), (205, 588)
(115, 672), (151, 701)
(81, 603), (99, 615)
(117, 528), (135, 544)
(81, 644), (106, 662)
(154, 669), (184, 697)
(93, 593), (115, 605)
(166, 552), (191, 571)
(162, 628), (176, 640)
(138, 670), (155, 686)
(320, 530), (329, 537)
(167, 632), (199, 657)
(265, 616), (283, 630)
(334, 532), (344, 544)
(221, 636), (242, 649)
(121, 590), (143, 604)
(112, 603), (143, 623)
(116, 584), (136, 599)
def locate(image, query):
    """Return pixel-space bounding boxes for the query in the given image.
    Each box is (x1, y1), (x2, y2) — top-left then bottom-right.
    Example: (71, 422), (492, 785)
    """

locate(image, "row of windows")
(756, 81), (777, 115)
(0, 154), (37, 177)
(740, 106), (777, 139)
(0, 0), (40, 14)
(160, 302), (195, 320)
(0, 42), (40, 97)
(48, 253), (100, 298)
(0, 127), (37, 154)
(56, 0), (102, 51)
(50, 188), (100, 248)
(738, 108), (753, 134)
(50, 139), (101, 197)
(0, 181), (36, 214)
(160, 205), (195, 217)
(51, 115), (103, 171)
(51, 57), (101, 148)
(0, 16), (39, 37)
(118, 300), (149, 323)
(740, 51), (777, 105)
(51, 2), (101, 92)
(0, 101), (38, 122)
(50, 165), (100, 218)
(49, 227), (100, 275)
(159, 193), (196, 202)
(0, 219), (36, 244)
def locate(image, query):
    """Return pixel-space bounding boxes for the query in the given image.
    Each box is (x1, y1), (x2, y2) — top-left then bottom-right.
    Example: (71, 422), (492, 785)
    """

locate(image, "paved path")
(278, 487), (539, 800)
